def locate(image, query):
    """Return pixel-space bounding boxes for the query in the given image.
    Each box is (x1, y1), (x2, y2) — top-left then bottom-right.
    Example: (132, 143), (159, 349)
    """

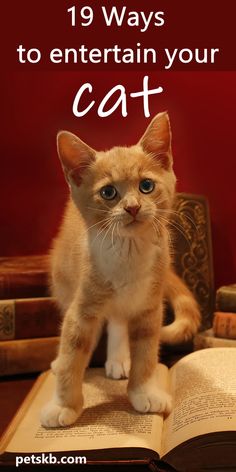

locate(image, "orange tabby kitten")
(41, 112), (200, 427)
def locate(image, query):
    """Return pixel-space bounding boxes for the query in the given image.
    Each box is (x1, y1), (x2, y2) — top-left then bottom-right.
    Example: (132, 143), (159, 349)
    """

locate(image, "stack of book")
(214, 284), (236, 338)
(194, 284), (236, 350)
(0, 255), (60, 376)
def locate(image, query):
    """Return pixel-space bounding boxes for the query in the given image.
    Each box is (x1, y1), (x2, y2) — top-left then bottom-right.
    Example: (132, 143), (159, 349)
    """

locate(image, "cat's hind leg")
(105, 319), (130, 379)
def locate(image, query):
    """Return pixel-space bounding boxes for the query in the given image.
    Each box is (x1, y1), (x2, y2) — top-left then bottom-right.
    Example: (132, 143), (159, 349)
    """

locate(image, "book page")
(5, 365), (169, 455)
(161, 347), (236, 456)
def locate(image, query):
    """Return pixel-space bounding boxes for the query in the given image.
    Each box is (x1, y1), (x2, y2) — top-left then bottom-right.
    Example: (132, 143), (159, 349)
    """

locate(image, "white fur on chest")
(90, 234), (160, 316)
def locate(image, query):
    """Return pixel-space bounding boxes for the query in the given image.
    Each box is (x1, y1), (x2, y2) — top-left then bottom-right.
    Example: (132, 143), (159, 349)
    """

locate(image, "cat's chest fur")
(90, 234), (161, 315)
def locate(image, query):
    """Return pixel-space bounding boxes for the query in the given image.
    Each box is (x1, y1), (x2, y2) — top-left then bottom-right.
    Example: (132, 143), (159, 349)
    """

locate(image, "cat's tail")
(161, 269), (201, 344)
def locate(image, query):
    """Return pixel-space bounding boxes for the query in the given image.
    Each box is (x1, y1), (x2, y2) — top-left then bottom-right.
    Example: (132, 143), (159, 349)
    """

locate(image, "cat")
(41, 112), (201, 427)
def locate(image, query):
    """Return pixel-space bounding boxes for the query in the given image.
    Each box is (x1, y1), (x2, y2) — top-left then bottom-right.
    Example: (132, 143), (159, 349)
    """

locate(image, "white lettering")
(154, 11), (165, 26)
(17, 45), (41, 64)
(72, 83), (95, 117)
(130, 76), (163, 117)
(72, 77), (163, 118)
(164, 48), (178, 69)
(165, 48), (220, 69)
(102, 6), (126, 26)
(139, 11), (154, 33)
(98, 85), (127, 117)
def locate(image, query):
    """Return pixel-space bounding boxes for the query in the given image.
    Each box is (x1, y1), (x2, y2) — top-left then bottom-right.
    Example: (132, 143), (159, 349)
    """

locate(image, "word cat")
(41, 112), (201, 427)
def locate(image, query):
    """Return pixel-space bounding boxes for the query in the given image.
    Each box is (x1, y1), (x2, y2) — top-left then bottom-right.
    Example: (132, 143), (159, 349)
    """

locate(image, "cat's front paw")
(40, 401), (82, 427)
(105, 358), (130, 379)
(128, 387), (172, 415)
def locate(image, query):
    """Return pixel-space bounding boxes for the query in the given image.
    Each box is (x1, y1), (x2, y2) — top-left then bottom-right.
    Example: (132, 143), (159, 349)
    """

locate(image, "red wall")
(1, 70), (235, 289)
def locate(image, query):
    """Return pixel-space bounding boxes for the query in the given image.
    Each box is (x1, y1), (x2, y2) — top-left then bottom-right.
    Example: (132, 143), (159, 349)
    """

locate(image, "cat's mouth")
(125, 219), (142, 227)
(123, 215), (150, 230)
(121, 212), (153, 232)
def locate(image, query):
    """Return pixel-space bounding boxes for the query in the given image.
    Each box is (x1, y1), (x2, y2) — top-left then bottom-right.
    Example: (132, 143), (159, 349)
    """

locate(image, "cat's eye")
(139, 179), (155, 194)
(100, 185), (117, 200)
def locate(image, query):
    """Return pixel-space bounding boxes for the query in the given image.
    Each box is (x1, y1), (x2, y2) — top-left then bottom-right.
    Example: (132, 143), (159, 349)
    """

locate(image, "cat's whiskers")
(153, 196), (169, 208)
(158, 208), (199, 232)
(158, 213), (188, 239)
(152, 220), (161, 240)
(86, 217), (112, 233)
(158, 215), (192, 248)
(111, 221), (118, 249)
(86, 206), (110, 214)
(153, 198), (198, 245)
(117, 221), (122, 240)
(153, 216), (172, 247)
(89, 218), (114, 247)
(152, 219), (165, 242)
(99, 220), (114, 255)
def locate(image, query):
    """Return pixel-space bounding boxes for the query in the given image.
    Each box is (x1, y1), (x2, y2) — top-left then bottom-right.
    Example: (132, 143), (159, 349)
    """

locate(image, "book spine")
(0, 255), (50, 299)
(0, 298), (60, 341)
(216, 286), (236, 312)
(0, 337), (59, 376)
(213, 312), (236, 339)
(0, 274), (48, 299)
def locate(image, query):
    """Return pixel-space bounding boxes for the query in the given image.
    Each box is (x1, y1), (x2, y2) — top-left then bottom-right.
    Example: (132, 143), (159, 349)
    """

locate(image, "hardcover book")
(1, 348), (236, 471)
(0, 297), (60, 341)
(0, 330), (108, 376)
(215, 284), (236, 313)
(194, 329), (236, 350)
(213, 311), (236, 339)
(0, 255), (49, 300)
(0, 337), (59, 376)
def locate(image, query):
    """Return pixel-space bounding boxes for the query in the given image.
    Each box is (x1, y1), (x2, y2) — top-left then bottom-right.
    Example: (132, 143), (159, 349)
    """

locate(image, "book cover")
(215, 285), (236, 313)
(0, 337), (59, 376)
(0, 297), (60, 341)
(194, 328), (236, 350)
(0, 327), (112, 376)
(0, 255), (49, 300)
(213, 311), (236, 339)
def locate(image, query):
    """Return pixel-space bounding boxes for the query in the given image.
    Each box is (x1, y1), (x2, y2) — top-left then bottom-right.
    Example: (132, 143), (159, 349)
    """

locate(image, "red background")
(1, 1), (236, 290)
(1, 70), (236, 289)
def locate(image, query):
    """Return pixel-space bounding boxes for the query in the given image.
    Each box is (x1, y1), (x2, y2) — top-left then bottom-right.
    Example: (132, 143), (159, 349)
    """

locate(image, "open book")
(1, 348), (236, 471)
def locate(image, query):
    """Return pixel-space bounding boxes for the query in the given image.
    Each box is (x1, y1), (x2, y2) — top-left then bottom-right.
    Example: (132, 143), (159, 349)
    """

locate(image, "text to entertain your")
(49, 46), (219, 69)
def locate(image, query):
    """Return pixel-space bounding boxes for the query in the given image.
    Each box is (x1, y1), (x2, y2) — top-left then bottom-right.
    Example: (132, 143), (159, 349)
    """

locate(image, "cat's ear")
(139, 112), (173, 170)
(57, 131), (96, 186)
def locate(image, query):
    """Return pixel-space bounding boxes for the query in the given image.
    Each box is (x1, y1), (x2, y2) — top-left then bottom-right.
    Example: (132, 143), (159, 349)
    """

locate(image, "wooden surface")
(0, 374), (38, 437)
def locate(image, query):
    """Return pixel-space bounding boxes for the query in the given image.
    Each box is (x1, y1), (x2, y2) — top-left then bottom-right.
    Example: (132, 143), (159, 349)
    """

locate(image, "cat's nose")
(124, 205), (141, 218)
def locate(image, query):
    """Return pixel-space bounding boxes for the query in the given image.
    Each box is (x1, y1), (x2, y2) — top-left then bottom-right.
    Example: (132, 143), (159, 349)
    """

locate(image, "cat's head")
(57, 112), (176, 239)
